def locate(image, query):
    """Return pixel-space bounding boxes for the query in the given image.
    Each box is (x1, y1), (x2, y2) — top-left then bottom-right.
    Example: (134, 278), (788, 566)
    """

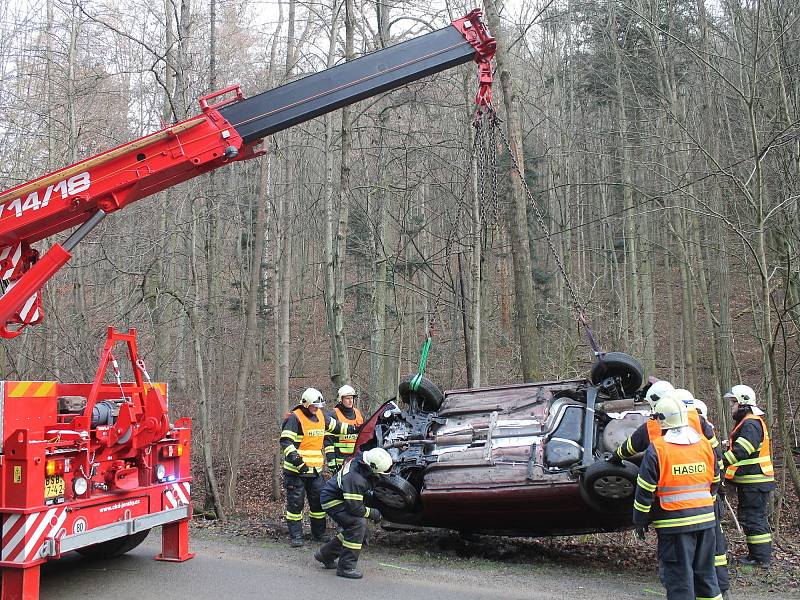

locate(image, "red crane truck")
(0, 10), (495, 599)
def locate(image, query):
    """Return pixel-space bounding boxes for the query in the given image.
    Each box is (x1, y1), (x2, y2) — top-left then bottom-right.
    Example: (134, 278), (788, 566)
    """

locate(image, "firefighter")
(280, 387), (360, 548)
(326, 384), (364, 473)
(314, 447), (392, 579)
(633, 394), (721, 600)
(694, 399), (730, 597)
(609, 384), (720, 463)
(722, 384), (774, 566)
(608, 379), (674, 463)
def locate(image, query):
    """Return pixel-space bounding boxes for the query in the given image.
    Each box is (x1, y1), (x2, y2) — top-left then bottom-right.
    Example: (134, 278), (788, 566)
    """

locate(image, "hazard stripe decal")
(6, 381), (57, 397)
(165, 482), (191, 509)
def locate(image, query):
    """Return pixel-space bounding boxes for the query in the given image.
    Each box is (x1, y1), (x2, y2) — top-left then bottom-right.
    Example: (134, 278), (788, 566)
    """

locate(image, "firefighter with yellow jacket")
(633, 394), (721, 600)
(280, 388), (360, 548)
(722, 384), (774, 566)
(326, 385), (364, 473)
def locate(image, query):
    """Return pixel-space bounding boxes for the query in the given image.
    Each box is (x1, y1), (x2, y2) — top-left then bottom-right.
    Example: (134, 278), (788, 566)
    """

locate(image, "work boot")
(336, 568), (363, 579)
(290, 537), (304, 548)
(314, 550), (336, 569)
(312, 533), (331, 543)
(739, 555), (770, 567)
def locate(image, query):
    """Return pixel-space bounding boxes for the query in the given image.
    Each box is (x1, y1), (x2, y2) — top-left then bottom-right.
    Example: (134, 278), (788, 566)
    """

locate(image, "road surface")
(38, 529), (792, 600)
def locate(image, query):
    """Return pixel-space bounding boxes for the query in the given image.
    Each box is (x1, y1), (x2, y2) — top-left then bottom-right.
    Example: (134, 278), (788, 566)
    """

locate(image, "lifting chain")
(486, 107), (603, 357)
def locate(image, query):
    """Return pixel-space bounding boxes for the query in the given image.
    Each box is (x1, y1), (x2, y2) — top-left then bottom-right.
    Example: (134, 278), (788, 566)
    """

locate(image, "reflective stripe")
(283, 445), (296, 456)
(714, 554), (727, 567)
(746, 533), (772, 544)
(281, 430), (301, 442)
(337, 533), (363, 550)
(283, 462), (302, 473)
(343, 493), (363, 501)
(659, 483), (710, 493)
(652, 512), (715, 529)
(322, 499), (344, 510)
(634, 500), (651, 513)
(736, 437), (755, 455)
(660, 491), (713, 505)
(637, 476), (657, 492)
(709, 436), (719, 449)
(625, 438), (635, 456)
(696, 595), (722, 600)
(723, 450), (737, 464)
(309, 511), (326, 519)
(729, 474), (774, 483)
(285, 511), (303, 521)
(364, 507), (371, 518)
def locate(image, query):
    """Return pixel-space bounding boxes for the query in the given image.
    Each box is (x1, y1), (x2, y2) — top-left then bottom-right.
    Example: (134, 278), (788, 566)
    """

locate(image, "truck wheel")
(590, 352), (645, 395)
(398, 375), (444, 413)
(76, 529), (151, 560)
(579, 459), (638, 514)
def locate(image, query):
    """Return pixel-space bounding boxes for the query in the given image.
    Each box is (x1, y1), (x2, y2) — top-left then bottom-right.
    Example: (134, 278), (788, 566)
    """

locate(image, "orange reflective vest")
(293, 408), (326, 469)
(725, 414), (774, 484)
(653, 436), (715, 512)
(647, 419), (663, 440)
(334, 407), (364, 457)
(687, 410), (703, 436)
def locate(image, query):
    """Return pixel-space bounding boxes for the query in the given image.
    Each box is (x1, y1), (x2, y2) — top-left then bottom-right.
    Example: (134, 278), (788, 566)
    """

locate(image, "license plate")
(45, 475), (65, 499)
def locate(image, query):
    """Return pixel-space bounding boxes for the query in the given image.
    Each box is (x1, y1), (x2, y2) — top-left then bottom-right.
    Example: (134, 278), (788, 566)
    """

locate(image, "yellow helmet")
(645, 380), (674, 410)
(653, 395), (688, 430)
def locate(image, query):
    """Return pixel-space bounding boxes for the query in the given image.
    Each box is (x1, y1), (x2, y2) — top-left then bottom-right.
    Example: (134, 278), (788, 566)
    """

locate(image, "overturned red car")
(355, 352), (652, 536)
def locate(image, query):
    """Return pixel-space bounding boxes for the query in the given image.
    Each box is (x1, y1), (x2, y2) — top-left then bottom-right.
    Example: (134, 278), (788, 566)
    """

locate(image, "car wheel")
(590, 352), (645, 395)
(76, 529), (151, 560)
(579, 459), (638, 513)
(372, 473), (419, 512)
(398, 374), (444, 413)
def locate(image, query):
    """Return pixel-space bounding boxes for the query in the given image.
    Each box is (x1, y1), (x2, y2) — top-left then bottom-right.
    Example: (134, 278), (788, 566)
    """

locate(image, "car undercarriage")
(356, 352), (654, 536)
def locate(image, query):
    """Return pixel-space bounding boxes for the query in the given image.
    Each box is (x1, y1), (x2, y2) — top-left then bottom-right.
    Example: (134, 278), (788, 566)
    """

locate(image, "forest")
(0, 0), (798, 526)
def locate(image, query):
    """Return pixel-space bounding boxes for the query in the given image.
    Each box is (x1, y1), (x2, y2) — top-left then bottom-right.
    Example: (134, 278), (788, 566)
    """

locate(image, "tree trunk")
(483, 0), (539, 381)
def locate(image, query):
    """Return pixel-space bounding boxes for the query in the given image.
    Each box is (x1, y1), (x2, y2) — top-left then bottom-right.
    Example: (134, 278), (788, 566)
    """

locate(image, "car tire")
(76, 529), (151, 560)
(372, 473), (420, 512)
(590, 352), (645, 395)
(579, 459), (639, 514)
(398, 374), (444, 413)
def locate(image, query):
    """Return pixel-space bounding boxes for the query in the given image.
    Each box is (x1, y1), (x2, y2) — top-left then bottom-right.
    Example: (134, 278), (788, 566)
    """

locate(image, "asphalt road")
(37, 530), (794, 600)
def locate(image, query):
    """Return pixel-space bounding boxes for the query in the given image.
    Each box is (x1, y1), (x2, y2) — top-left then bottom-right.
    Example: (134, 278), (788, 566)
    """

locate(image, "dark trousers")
(317, 509), (367, 572)
(284, 472), (326, 540)
(656, 527), (720, 600)
(737, 486), (772, 562)
(713, 497), (730, 592)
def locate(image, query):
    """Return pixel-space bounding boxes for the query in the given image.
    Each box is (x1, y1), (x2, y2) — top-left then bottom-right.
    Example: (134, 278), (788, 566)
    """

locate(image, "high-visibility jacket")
(280, 407), (356, 475)
(333, 406), (364, 461)
(724, 414), (774, 485)
(633, 432), (718, 533)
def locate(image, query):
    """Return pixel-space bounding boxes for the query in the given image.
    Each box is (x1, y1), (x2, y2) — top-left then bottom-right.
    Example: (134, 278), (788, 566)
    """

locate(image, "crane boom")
(0, 10), (494, 338)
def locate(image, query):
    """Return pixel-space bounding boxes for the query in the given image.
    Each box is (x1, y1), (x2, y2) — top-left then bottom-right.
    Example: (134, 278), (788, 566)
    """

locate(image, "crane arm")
(0, 10), (494, 338)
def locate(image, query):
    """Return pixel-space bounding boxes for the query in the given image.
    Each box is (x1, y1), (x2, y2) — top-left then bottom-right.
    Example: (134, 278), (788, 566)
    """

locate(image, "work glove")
(298, 462), (310, 474)
(368, 508), (383, 523)
(635, 524), (648, 541)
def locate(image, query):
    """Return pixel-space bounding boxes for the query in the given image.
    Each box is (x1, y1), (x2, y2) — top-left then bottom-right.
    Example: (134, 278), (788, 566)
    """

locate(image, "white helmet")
(301, 387), (326, 408)
(724, 384), (756, 406)
(337, 384), (357, 402)
(363, 448), (393, 474)
(693, 399), (708, 419)
(654, 395), (688, 430)
(672, 388), (695, 407)
(645, 380), (674, 410)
